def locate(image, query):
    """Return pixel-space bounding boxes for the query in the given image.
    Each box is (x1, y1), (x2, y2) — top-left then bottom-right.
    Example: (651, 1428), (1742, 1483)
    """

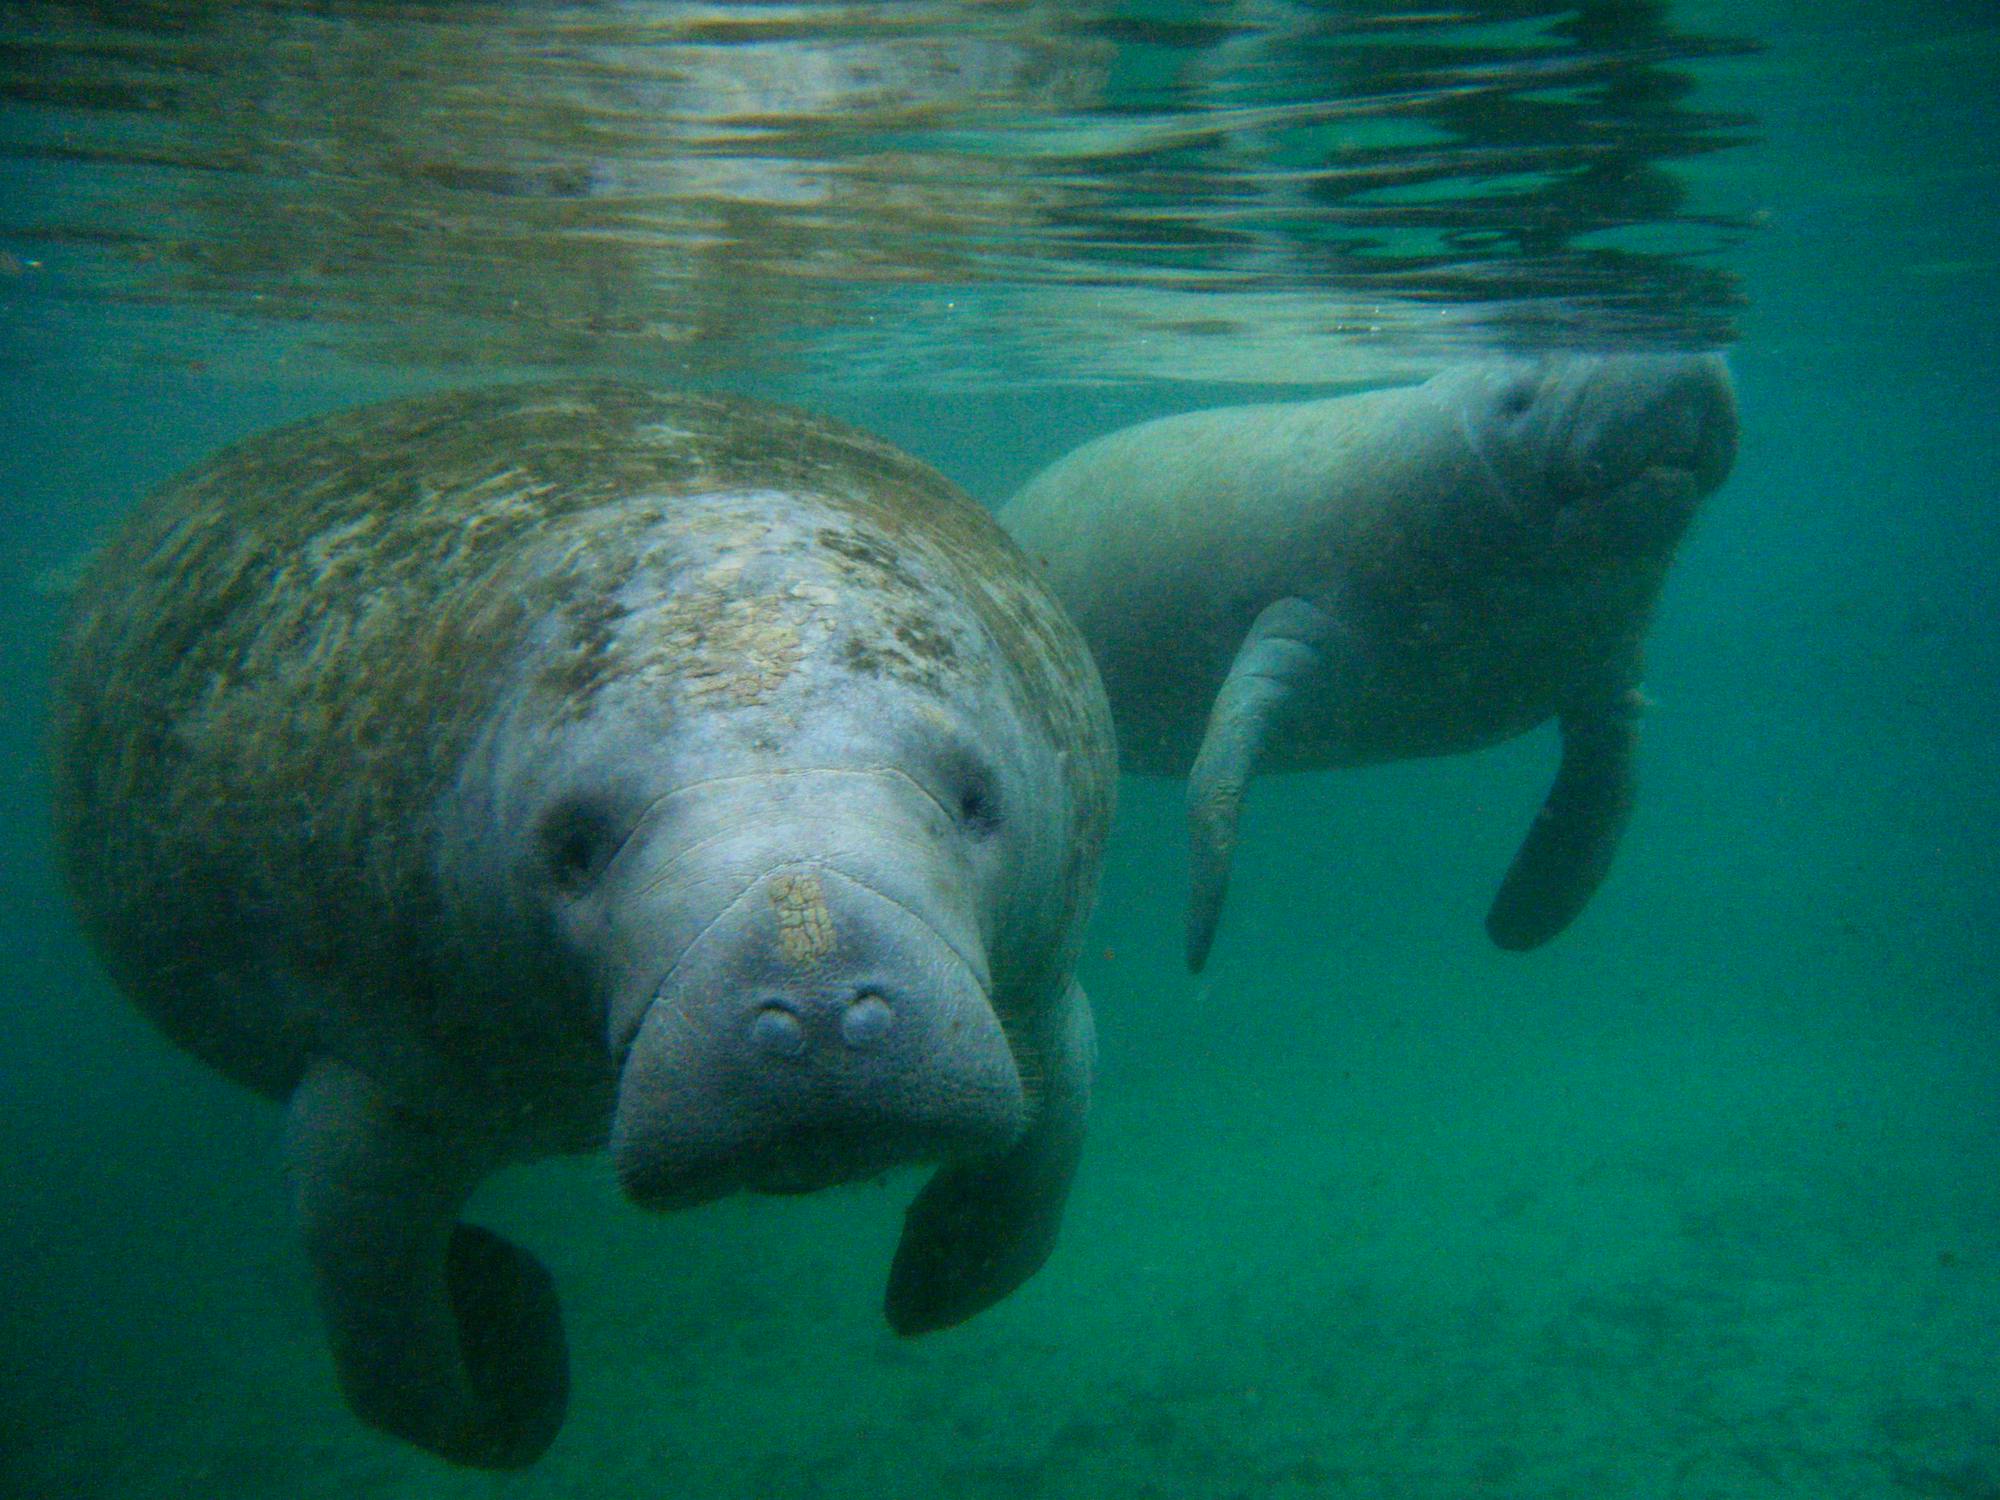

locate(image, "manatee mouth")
(737, 1126), (917, 1197)
(1551, 462), (1703, 556)
(618, 1092), (1018, 1210)
(1551, 354), (1737, 555)
(611, 980), (1026, 1210)
(1563, 354), (1739, 501)
(609, 865), (1025, 1212)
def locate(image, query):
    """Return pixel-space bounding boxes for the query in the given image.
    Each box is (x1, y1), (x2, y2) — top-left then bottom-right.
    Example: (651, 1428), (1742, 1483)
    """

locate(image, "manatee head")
(596, 728), (1031, 1209)
(1441, 351), (1739, 565)
(443, 479), (1103, 1212)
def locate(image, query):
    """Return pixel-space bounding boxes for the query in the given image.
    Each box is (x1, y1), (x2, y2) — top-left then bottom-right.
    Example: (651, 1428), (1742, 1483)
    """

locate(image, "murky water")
(2, 3), (1996, 1496)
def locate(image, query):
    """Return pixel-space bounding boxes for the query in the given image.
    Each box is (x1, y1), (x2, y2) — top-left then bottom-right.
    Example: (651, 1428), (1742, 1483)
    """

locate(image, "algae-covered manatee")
(51, 382), (1116, 1467)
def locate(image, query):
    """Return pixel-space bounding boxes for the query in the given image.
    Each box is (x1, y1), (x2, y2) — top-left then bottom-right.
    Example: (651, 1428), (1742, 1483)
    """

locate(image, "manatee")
(999, 353), (1737, 971)
(50, 382), (1115, 1468)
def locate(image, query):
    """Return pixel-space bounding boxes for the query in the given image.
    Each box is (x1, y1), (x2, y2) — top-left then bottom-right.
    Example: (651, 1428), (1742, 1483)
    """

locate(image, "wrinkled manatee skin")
(50, 382), (1116, 1467)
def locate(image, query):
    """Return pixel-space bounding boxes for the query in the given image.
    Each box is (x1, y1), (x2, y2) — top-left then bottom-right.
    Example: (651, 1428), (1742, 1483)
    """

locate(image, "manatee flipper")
(1186, 595), (1356, 973)
(1486, 678), (1644, 951)
(885, 980), (1095, 1335)
(285, 1059), (569, 1469)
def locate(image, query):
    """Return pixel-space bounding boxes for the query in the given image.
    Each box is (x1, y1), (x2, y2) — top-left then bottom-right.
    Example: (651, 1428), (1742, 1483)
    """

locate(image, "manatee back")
(1001, 385), (1461, 771)
(51, 382), (1110, 1102)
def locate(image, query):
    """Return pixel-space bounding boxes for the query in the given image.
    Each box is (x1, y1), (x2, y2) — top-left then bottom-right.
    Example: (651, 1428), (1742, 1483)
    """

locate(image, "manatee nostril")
(840, 992), (894, 1050)
(750, 1003), (808, 1059)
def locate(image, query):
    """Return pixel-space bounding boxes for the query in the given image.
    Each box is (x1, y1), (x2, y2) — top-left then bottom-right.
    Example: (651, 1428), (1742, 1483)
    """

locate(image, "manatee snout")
(1560, 351), (1739, 505)
(611, 861), (1023, 1210)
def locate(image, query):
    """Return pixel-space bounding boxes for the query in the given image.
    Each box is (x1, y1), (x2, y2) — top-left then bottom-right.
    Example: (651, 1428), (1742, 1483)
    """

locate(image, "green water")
(3, 3), (1997, 1496)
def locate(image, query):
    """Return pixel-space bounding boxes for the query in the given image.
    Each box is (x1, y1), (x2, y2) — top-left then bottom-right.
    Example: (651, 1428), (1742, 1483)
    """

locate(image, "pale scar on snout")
(770, 871), (836, 963)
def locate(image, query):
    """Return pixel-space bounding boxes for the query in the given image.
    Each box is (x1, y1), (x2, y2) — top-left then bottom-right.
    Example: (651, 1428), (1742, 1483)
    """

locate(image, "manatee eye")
(538, 797), (620, 892)
(1497, 379), (1537, 418)
(952, 762), (1002, 838)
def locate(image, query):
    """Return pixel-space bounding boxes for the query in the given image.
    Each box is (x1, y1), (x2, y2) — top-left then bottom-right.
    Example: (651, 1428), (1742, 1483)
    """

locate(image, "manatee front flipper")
(1486, 678), (1644, 951)
(885, 981), (1095, 1335)
(1186, 595), (1356, 973)
(285, 1059), (569, 1469)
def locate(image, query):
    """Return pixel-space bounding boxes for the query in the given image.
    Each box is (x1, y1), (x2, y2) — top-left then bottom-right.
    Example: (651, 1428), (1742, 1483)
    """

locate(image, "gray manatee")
(999, 353), (1737, 971)
(50, 382), (1115, 1468)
